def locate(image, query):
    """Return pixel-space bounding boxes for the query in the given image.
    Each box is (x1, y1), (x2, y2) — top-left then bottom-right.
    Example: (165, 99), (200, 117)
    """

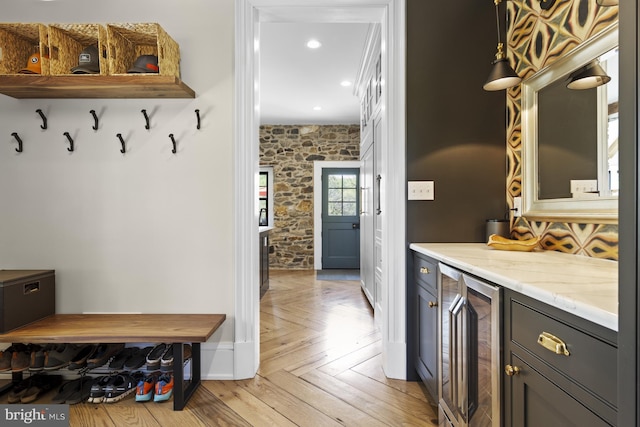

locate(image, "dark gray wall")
(406, 0), (507, 380)
(406, 0), (507, 244)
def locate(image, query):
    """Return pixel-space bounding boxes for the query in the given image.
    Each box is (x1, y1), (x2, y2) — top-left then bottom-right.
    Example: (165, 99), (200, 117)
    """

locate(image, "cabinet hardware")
(428, 301), (438, 308)
(419, 267), (430, 274)
(90, 109), (99, 130)
(537, 332), (570, 356)
(195, 109), (201, 130)
(36, 109), (47, 130)
(505, 364), (521, 376)
(141, 109), (150, 130)
(11, 132), (23, 153)
(116, 133), (126, 154)
(376, 174), (382, 215)
(63, 132), (74, 152)
(169, 133), (177, 154)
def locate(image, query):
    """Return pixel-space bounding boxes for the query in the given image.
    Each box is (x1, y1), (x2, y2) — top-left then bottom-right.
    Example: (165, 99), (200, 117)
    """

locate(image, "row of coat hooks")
(11, 108), (202, 153)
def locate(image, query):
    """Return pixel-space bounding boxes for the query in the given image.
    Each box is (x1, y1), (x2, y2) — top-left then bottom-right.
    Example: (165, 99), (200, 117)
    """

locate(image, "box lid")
(0, 270), (54, 286)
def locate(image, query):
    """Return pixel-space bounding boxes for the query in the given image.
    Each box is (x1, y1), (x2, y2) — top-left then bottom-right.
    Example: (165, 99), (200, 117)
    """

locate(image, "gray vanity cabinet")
(503, 289), (617, 427)
(413, 253), (438, 401)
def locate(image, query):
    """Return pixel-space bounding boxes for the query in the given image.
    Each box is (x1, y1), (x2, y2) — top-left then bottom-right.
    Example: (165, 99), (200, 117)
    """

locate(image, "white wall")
(1, 0), (236, 378)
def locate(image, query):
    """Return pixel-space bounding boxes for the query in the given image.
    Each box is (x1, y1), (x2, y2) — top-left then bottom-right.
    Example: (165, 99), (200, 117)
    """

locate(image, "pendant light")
(483, 0), (522, 91)
(566, 61), (611, 90)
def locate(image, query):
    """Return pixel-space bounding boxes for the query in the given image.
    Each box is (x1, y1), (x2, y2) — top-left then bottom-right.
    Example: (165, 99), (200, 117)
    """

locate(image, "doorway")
(321, 167), (361, 269)
(234, 0), (407, 380)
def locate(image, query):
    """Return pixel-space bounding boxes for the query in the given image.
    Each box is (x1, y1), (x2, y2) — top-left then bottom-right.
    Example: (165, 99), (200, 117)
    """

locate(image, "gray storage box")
(0, 270), (55, 333)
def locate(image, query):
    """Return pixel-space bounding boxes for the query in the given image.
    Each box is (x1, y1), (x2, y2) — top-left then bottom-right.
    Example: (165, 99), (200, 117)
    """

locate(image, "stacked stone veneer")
(260, 125), (360, 269)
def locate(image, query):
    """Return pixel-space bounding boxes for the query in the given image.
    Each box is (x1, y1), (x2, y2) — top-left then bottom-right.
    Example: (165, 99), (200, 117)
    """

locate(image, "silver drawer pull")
(419, 267), (430, 274)
(538, 332), (570, 356)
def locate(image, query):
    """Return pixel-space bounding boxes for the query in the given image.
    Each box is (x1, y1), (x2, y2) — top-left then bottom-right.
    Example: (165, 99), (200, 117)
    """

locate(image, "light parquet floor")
(65, 269), (438, 426)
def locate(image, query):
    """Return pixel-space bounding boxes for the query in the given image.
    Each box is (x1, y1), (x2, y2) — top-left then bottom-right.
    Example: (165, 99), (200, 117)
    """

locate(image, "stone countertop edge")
(410, 242), (618, 332)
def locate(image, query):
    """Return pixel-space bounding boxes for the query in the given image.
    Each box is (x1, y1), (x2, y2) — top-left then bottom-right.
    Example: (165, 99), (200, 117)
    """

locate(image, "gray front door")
(321, 168), (360, 269)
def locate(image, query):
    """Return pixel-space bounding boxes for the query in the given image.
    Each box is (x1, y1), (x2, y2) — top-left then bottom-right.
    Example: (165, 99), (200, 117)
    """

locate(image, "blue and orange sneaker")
(135, 374), (157, 402)
(153, 374), (173, 402)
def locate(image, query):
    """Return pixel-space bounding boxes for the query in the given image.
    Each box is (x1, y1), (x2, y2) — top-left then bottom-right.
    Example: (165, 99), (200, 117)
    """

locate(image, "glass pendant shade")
(567, 62), (611, 90)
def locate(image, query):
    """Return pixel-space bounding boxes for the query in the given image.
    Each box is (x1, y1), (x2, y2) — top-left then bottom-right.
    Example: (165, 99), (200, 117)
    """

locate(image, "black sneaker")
(86, 343), (125, 369)
(160, 344), (193, 372)
(88, 375), (114, 404)
(68, 344), (98, 370)
(145, 344), (170, 370)
(103, 373), (139, 403)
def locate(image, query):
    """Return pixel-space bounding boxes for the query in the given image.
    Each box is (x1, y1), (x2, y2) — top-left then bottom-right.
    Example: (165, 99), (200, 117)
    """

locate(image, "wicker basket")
(48, 23), (108, 75)
(0, 23), (49, 75)
(106, 23), (180, 78)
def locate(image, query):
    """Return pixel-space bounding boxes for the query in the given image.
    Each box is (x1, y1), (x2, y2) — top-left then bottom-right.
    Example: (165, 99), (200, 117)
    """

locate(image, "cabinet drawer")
(509, 298), (617, 407)
(414, 255), (437, 292)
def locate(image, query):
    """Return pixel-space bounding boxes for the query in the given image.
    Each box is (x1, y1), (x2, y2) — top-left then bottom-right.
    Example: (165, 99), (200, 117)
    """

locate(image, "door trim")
(235, 0), (407, 380)
(313, 161), (360, 270)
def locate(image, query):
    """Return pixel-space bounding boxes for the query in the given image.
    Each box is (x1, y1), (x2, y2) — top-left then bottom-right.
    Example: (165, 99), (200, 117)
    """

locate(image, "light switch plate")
(408, 181), (435, 200)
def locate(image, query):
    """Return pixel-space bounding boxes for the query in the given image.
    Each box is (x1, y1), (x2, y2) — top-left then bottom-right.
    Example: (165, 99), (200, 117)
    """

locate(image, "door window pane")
(327, 174), (358, 216)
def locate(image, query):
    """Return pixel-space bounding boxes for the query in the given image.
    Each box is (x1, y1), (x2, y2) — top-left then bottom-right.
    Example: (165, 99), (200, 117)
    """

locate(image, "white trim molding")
(235, 0), (406, 380)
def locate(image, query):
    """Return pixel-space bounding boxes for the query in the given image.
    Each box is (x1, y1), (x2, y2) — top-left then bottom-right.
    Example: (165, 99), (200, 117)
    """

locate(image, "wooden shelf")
(0, 74), (195, 99)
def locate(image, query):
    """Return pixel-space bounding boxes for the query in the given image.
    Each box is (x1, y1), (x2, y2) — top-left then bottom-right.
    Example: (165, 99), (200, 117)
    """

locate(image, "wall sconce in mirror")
(567, 61), (611, 89)
(483, 0), (522, 91)
(596, 0), (618, 6)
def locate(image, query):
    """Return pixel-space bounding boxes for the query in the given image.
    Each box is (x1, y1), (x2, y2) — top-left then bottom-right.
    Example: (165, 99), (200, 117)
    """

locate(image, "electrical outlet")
(408, 181), (435, 200)
(570, 179), (598, 194)
(513, 196), (522, 217)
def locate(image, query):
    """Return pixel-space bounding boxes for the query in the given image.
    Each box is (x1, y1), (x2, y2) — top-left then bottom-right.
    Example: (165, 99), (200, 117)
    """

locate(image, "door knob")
(505, 364), (521, 376)
(428, 301), (438, 308)
(352, 223), (360, 229)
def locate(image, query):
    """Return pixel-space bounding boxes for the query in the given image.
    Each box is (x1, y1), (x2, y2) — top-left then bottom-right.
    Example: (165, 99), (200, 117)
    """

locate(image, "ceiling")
(259, 22), (370, 125)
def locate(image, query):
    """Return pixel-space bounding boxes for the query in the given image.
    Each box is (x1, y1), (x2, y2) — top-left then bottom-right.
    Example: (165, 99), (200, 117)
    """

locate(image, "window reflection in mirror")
(536, 48), (618, 200)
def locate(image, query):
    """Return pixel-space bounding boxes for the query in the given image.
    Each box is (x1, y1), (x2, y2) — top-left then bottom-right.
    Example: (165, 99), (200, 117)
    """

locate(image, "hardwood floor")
(64, 269), (438, 426)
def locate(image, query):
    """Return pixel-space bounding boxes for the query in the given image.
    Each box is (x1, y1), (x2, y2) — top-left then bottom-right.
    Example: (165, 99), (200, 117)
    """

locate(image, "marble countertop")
(410, 243), (618, 331)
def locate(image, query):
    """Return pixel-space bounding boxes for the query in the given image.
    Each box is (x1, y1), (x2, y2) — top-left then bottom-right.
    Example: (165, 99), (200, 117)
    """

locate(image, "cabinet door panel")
(417, 284), (438, 400)
(509, 352), (612, 427)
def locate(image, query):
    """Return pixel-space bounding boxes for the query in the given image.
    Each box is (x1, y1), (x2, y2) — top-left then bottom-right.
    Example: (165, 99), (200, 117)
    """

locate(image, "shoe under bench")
(0, 313), (226, 410)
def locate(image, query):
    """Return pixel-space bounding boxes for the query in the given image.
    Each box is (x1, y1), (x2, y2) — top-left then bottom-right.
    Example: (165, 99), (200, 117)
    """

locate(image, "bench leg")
(172, 342), (201, 411)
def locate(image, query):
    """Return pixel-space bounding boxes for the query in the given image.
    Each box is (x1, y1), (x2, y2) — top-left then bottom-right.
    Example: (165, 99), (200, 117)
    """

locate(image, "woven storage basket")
(0, 23), (49, 75)
(106, 23), (180, 78)
(48, 23), (108, 75)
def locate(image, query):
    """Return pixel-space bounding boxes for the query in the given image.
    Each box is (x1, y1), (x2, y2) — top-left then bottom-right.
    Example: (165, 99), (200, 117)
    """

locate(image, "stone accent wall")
(260, 125), (360, 269)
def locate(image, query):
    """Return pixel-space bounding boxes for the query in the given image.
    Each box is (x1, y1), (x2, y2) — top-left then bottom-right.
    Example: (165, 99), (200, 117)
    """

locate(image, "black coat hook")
(169, 133), (177, 154)
(63, 132), (74, 152)
(36, 109), (47, 130)
(90, 110), (99, 131)
(195, 109), (201, 130)
(116, 133), (126, 153)
(11, 132), (23, 153)
(141, 109), (150, 130)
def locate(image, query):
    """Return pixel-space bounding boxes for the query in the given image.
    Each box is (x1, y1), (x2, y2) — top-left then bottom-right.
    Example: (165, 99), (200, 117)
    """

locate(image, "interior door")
(322, 168), (360, 269)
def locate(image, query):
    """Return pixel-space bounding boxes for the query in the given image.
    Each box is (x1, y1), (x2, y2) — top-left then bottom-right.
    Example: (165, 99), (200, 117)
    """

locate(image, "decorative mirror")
(522, 23), (618, 221)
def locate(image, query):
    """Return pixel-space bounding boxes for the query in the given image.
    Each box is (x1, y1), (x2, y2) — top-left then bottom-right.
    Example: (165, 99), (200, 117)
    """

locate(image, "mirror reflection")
(521, 23), (618, 221)
(537, 48), (618, 200)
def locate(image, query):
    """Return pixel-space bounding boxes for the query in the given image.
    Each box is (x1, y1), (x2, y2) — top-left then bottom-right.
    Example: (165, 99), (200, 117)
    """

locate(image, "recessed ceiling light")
(306, 39), (321, 49)
(340, 81), (352, 87)
(313, 106), (322, 111)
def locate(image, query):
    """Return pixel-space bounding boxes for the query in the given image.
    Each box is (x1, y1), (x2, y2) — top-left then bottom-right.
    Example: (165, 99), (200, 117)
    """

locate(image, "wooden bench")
(0, 313), (226, 410)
